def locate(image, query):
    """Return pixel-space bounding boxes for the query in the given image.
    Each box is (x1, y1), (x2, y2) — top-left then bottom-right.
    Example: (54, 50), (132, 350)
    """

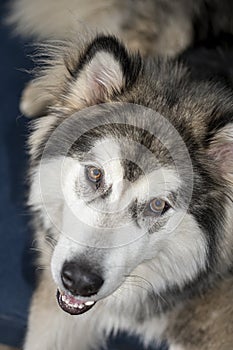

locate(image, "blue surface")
(0, 2), (166, 349)
(0, 2), (35, 347)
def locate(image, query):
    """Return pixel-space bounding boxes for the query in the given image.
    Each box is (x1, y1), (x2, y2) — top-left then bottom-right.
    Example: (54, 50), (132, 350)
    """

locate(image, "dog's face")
(28, 36), (233, 317)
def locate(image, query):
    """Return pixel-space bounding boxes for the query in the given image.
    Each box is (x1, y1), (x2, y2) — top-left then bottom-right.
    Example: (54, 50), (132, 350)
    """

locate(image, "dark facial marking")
(123, 159), (143, 182)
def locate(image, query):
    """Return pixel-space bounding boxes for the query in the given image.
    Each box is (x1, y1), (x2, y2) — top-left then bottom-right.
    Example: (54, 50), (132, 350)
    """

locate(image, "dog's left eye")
(86, 166), (103, 183)
(149, 198), (170, 216)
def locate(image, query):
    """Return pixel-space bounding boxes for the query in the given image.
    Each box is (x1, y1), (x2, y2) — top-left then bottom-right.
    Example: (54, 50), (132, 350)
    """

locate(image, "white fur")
(169, 345), (186, 350)
(67, 51), (124, 108)
(24, 269), (168, 350)
(7, 0), (122, 39)
(30, 135), (206, 307)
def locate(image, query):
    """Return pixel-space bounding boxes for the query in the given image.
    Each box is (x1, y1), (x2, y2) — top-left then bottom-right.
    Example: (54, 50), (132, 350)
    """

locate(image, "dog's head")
(28, 35), (233, 317)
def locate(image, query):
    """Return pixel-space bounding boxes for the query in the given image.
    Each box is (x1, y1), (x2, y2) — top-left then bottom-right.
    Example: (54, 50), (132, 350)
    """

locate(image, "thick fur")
(7, 0), (194, 56)
(8, 1), (233, 350)
(7, 0), (233, 56)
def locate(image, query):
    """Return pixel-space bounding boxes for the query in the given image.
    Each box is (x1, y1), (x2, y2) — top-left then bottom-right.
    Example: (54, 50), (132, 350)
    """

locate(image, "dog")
(7, 1), (233, 349)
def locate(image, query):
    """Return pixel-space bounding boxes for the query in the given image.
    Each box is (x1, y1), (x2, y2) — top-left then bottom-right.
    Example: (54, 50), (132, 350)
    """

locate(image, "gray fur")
(7, 1), (233, 349)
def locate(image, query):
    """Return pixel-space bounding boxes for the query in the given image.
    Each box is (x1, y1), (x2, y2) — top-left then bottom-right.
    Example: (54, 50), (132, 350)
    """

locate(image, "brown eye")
(86, 166), (103, 183)
(149, 198), (168, 215)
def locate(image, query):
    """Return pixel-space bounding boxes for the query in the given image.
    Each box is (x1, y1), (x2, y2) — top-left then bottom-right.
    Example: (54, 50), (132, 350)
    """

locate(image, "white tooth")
(78, 304), (84, 309)
(74, 303), (78, 308)
(61, 295), (66, 302)
(85, 301), (94, 306)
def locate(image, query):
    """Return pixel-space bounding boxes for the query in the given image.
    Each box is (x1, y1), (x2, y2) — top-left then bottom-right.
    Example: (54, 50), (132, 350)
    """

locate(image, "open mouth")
(56, 289), (96, 315)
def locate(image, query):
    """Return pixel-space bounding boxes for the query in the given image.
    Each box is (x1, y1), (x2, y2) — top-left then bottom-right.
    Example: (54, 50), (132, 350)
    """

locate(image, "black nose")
(61, 261), (104, 297)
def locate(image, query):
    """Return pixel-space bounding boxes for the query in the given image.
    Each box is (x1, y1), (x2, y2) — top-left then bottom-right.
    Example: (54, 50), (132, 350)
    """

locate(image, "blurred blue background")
(0, 1), (34, 346)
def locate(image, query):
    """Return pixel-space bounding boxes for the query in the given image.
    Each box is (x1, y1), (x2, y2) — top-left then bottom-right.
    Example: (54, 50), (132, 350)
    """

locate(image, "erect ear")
(65, 35), (141, 108)
(207, 124), (233, 182)
(20, 35), (141, 118)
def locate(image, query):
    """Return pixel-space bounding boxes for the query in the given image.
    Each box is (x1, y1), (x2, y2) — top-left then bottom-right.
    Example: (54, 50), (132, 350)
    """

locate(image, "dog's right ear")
(65, 35), (141, 109)
(21, 36), (141, 118)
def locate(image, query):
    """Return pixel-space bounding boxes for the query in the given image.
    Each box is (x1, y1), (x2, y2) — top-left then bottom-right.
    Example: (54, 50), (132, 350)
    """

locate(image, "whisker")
(125, 274), (168, 307)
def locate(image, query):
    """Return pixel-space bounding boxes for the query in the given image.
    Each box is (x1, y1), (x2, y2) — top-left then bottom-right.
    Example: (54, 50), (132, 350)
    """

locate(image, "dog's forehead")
(86, 135), (169, 170)
(86, 137), (121, 164)
(83, 136), (180, 196)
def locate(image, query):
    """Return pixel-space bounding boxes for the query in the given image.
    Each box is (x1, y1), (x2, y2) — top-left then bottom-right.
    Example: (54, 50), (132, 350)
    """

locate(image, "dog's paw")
(20, 81), (53, 118)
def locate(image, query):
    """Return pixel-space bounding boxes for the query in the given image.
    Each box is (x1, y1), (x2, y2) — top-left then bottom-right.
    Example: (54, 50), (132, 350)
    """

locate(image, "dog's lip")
(56, 289), (96, 316)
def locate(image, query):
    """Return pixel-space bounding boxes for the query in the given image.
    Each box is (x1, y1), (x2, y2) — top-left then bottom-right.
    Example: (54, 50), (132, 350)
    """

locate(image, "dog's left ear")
(66, 35), (141, 108)
(20, 35), (141, 118)
(207, 124), (233, 182)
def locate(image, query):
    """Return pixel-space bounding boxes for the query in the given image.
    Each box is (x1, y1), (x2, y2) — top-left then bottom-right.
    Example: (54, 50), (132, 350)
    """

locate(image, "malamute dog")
(7, 0), (233, 349)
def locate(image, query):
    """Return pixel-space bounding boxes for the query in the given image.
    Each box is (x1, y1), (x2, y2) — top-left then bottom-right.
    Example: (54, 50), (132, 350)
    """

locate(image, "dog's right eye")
(146, 198), (171, 217)
(86, 166), (103, 184)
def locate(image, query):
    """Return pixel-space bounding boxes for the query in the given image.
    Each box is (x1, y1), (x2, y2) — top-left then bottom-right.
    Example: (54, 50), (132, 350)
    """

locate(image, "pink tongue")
(65, 294), (83, 305)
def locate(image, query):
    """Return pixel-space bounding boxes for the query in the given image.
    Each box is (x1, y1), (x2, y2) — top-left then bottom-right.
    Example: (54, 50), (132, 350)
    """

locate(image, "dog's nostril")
(61, 261), (104, 297)
(62, 268), (74, 289)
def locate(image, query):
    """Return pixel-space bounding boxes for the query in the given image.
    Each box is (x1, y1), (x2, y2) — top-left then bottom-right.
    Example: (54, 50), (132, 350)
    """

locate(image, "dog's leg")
(24, 273), (103, 350)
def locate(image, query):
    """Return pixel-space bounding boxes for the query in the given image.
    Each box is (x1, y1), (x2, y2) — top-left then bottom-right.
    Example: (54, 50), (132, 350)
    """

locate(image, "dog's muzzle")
(56, 260), (104, 315)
